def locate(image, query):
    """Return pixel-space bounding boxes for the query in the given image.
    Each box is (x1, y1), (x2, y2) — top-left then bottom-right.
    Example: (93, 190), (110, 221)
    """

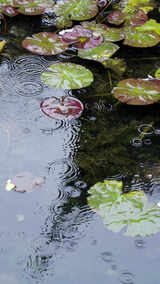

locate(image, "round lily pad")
(41, 63), (94, 89)
(15, 0), (54, 15)
(40, 96), (84, 120)
(88, 180), (160, 237)
(22, 32), (69, 55)
(106, 9), (125, 25)
(6, 172), (45, 193)
(112, 78), (160, 105)
(124, 26), (160, 47)
(60, 25), (103, 49)
(78, 42), (119, 63)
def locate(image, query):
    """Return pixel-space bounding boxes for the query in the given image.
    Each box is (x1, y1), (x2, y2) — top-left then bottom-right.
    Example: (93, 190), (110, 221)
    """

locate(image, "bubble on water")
(131, 137), (143, 147)
(119, 270), (135, 284)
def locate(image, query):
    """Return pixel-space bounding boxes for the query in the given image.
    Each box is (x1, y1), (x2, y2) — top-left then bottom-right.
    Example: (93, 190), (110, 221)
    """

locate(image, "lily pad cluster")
(88, 180), (160, 237)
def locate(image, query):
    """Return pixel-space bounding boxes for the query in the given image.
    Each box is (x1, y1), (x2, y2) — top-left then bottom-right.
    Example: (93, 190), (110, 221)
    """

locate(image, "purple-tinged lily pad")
(78, 42), (119, 63)
(123, 26), (160, 47)
(6, 172), (45, 193)
(81, 21), (124, 42)
(106, 9), (125, 25)
(14, 0), (55, 15)
(60, 25), (103, 49)
(41, 63), (94, 89)
(22, 32), (69, 55)
(128, 9), (148, 27)
(40, 96), (84, 120)
(0, 0), (14, 7)
(112, 78), (160, 105)
(53, 0), (98, 28)
(96, 0), (107, 7)
(0, 5), (19, 16)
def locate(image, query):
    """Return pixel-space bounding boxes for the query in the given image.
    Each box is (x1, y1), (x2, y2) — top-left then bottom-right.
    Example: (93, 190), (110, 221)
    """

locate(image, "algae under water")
(1, 10), (160, 284)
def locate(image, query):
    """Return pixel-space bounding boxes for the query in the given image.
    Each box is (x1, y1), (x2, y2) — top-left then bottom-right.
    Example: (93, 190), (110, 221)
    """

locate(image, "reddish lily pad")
(112, 78), (160, 105)
(106, 9), (125, 25)
(60, 25), (103, 49)
(128, 9), (148, 27)
(123, 26), (160, 47)
(53, 0), (98, 28)
(6, 172), (45, 193)
(22, 32), (69, 55)
(14, 0), (55, 15)
(0, 6), (19, 16)
(41, 63), (94, 89)
(81, 21), (124, 42)
(78, 42), (119, 63)
(40, 96), (84, 120)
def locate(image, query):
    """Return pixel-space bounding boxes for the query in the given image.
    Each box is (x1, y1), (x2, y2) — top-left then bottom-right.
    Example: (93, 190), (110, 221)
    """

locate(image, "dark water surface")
(1, 15), (160, 284)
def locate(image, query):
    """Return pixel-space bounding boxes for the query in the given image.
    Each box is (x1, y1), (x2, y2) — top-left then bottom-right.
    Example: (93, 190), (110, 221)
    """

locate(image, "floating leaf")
(60, 25), (103, 49)
(78, 42), (119, 63)
(136, 19), (160, 35)
(106, 9), (125, 25)
(123, 26), (160, 47)
(154, 68), (160, 79)
(53, 0), (98, 28)
(41, 63), (94, 89)
(128, 9), (148, 27)
(6, 172), (45, 193)
(40, 96), (84, 120)
(15, 0), (55, 15)
(0, 0), (14, 7)
(103, 58), (127, 75)
(22, 32), (69, 55)
(81, 21), (124, 42)
(88, 180), (160, 237)
(112, 78), (160, 105)
(0, 6), (19, 16)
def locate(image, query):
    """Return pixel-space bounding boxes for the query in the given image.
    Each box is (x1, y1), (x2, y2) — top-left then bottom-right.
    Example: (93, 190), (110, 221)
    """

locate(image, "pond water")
(1, 14), (160, 284)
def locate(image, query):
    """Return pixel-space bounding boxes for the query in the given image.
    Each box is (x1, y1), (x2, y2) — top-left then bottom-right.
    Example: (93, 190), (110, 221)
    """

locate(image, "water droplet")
(131, 137), (142, 147)
(74, 180), (87, 189)
(119, 270), (135, 284)
(143, 138), (152, 146)
(101, 251), (113, 262)
(135, 238), (146, 248)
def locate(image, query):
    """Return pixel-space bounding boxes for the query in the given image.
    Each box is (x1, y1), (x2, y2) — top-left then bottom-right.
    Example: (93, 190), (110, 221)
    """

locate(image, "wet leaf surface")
(53, 0), (98, 28)
(106, 9), (125, 25)
(78, 42), (119, 63)
(22, 32), (69, 55)
(40, 96), (84, 120)
(41, 63), (94, 89)
(15, 0), (55, 15)
(6, 172), (45, 193)
(112, 78), (160, 105)
(88, 180), (160, 237)
(123, 26), (160, 47)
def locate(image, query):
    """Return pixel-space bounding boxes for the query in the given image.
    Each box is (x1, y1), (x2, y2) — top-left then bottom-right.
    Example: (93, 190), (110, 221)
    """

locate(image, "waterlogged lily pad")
(88, 180), (160, 237)
(15, 0), (54, 15)
(60, 25), (103, 49)
(82, 21), (124, 42)
(5, 172), (45, 193)
(112, 78), (160, 105)
(22, 32), (69, 55)
(103, 58), (126, 75)
(40, 96), (84, 120)
(41, 63), (94, 89)
(78, 42), (119, 63)
(124, 26), (160, 47)
(53, 0), (98, 28)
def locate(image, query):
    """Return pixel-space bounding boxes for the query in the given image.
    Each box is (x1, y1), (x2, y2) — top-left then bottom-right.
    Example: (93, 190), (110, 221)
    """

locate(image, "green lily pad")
(53, 0), (98, 28)
(78, 42), (119, 63)
(22, 32), (69, 55)
(136, 19), (160, 35)
(0, 0), (13, 7)
(88, 180), (160, 237)
(112, 78), (160, 105)
(103, 58), (127, 75)
(41, 63), (94, 89)
(15, 0), (54, 15)
(81, 21), (124, 42)
(123, 26), (160, 47)
(154, 68), (160, 79)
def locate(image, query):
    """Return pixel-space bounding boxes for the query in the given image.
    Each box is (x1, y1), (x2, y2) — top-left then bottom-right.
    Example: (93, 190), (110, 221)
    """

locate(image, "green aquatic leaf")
(154, 68), (160, 79)
(136, 19), (160, 35)
(88, 180), (160, 237)
(124, 26), (160, 47)
(22, 32), (69, 55)
(41, 63), (94, 89)
(103, 58), (127, 75)
(15, 0), (54, 15)
(78, 42), (119, 63)
(53, 0), (98, 28)
(112, 78), (160, 105)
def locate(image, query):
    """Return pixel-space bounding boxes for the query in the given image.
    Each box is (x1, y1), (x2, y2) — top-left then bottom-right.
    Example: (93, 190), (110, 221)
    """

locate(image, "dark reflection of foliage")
(24, 192), (94, 280)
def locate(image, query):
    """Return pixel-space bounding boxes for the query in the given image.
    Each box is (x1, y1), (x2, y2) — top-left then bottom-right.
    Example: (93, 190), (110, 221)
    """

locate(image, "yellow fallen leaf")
(0, 40), (6, 53)
(5, 179), (16, 191)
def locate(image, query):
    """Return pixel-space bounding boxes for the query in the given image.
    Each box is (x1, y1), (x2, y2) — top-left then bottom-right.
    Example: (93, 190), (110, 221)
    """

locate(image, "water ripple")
(119, 270), (135, 284)
(15, 81), (43, 97)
